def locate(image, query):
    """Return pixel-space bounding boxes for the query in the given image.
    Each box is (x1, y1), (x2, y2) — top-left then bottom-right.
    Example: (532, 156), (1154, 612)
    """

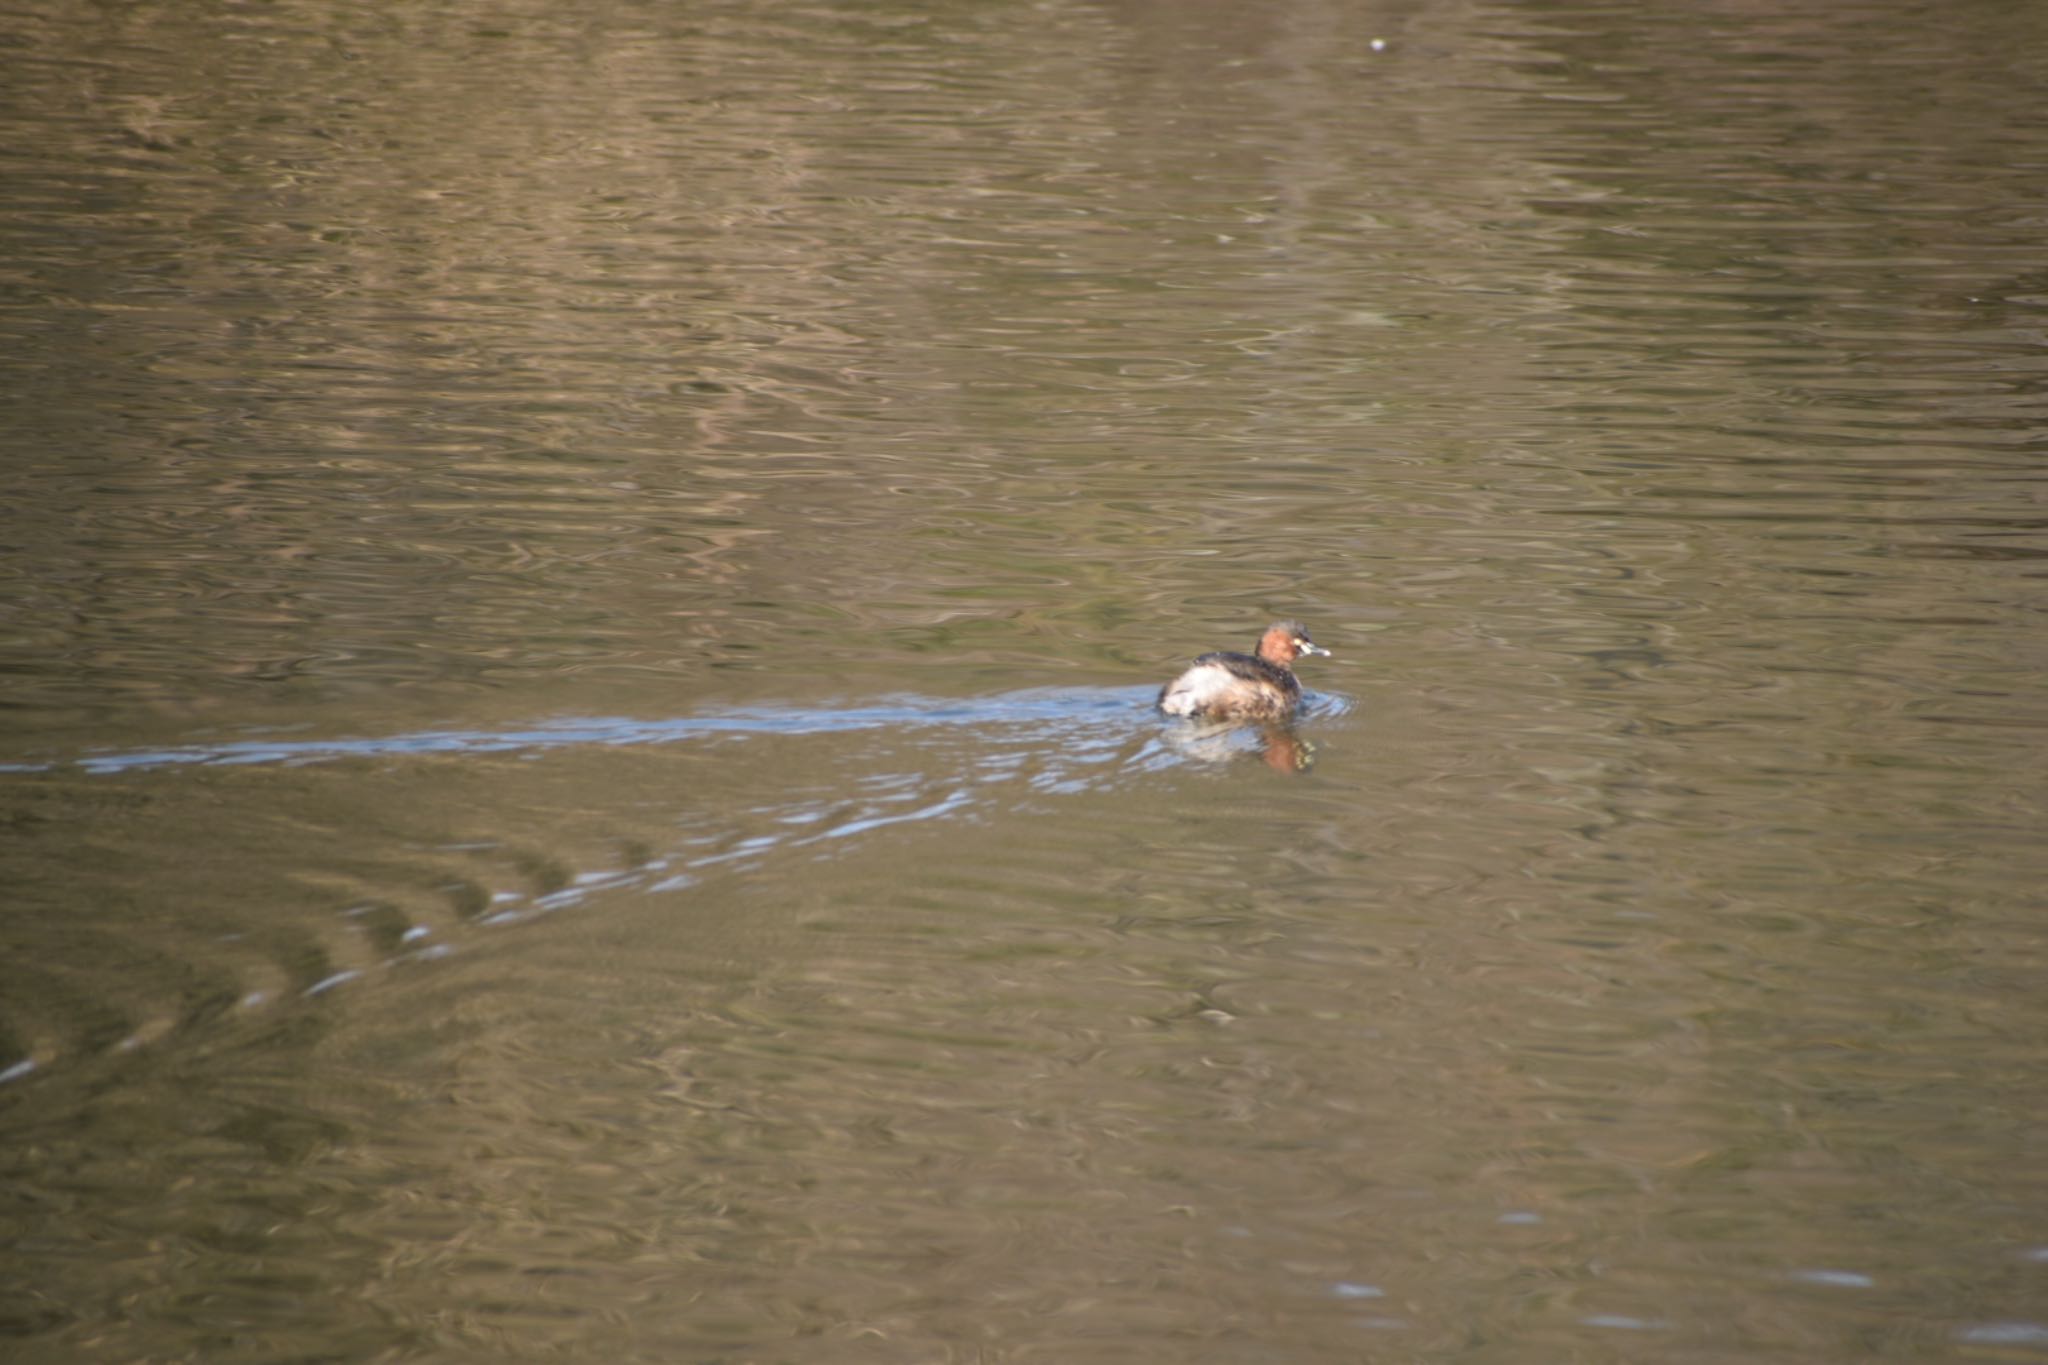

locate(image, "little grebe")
(1157, 620), (1330, 722)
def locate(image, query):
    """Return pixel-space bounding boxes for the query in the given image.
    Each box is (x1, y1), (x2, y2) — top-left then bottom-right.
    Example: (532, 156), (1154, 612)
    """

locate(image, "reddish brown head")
(1255, 620), (1330, 667)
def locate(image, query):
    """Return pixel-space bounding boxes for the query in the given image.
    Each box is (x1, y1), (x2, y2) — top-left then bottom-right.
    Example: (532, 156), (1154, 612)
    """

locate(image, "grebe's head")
(1257, 621), (1330, 665)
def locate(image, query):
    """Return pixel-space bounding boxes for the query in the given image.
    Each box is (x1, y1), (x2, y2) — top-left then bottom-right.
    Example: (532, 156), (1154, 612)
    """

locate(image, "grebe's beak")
(1296, 639), (1330, 657)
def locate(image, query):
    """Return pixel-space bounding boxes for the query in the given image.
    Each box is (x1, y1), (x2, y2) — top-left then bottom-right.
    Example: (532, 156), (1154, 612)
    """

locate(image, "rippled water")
(5, 0), (2048, 1360)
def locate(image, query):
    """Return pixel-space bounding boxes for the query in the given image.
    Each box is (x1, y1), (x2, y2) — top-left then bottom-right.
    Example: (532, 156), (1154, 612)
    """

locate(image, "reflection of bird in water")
(1159, 720), (1317, 773)
(1158, 621), (1329, 723)
(1257, 727), (1313, 773)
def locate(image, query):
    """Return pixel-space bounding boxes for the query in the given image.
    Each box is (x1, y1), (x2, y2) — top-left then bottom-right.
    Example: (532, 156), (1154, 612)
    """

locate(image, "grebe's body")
(1157, 621), (1328, 723)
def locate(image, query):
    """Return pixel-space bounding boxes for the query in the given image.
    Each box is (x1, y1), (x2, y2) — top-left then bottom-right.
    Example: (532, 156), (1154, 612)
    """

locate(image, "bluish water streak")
(9, 687), (1347, 776)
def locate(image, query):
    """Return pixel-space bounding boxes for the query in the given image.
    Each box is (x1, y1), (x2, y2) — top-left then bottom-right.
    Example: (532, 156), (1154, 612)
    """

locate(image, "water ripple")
(17, 687), (1351, 776)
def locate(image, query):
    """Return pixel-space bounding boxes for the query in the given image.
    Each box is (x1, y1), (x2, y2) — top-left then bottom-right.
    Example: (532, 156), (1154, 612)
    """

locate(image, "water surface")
(4, 0), (2048, 1360)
